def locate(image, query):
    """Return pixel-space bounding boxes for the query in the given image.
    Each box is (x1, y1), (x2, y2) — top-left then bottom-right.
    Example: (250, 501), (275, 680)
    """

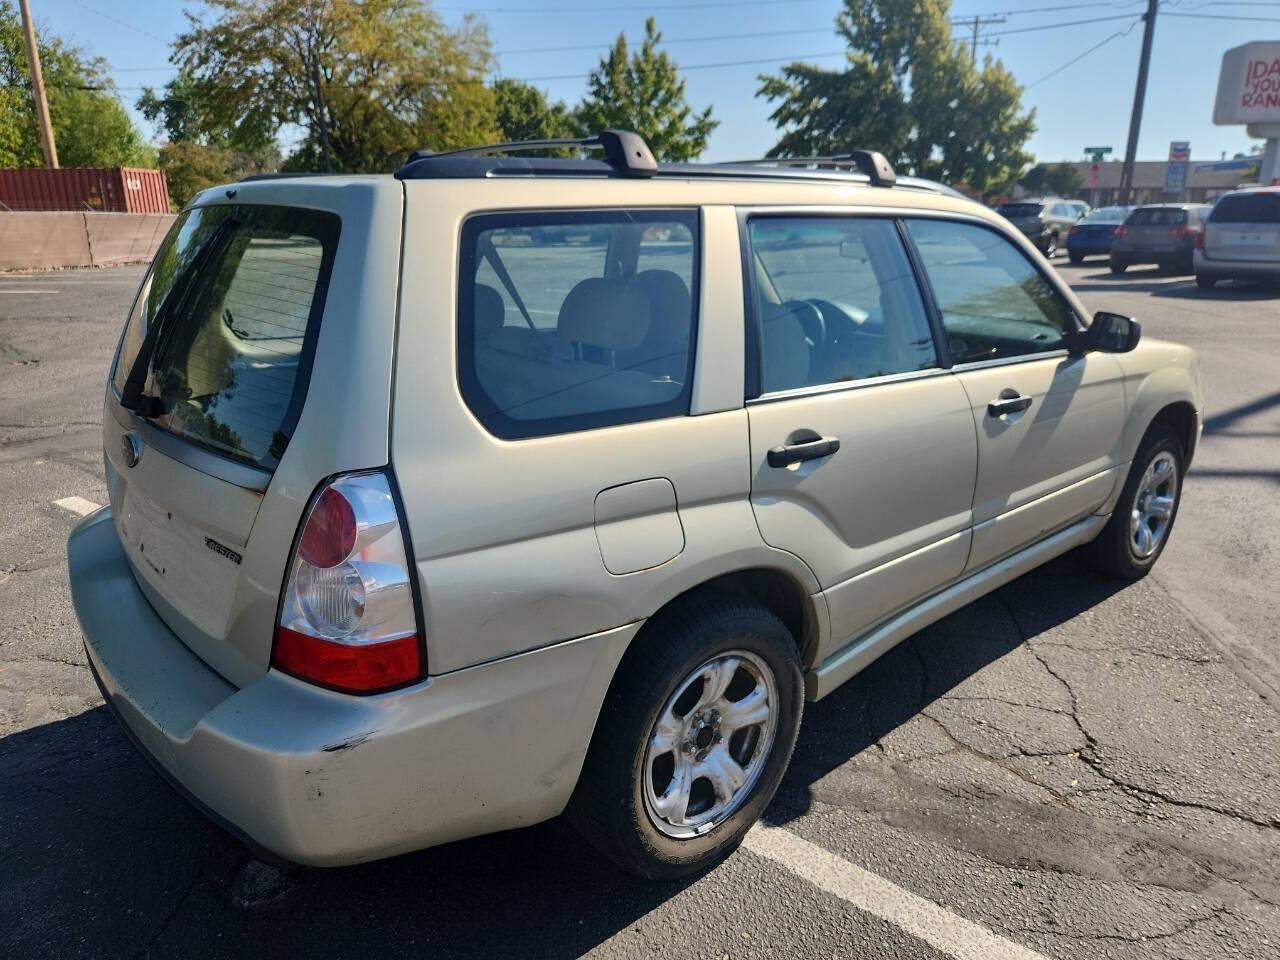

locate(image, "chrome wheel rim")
(1130, 450), (1178, 559)
(642, 650), (778, 839)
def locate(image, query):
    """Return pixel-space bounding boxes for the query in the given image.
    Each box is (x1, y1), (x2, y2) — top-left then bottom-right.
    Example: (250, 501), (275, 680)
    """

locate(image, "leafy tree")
(0, 0), (153, 168)
(137, 67), (275, 155)
(575, 18), (717, 162)
(154, 141), (283, 208)
(758, 0), (1034, 196)
(1018, 162), (1083, 197)
(492, 78), (574, 143)
(173, 0), (497, 173)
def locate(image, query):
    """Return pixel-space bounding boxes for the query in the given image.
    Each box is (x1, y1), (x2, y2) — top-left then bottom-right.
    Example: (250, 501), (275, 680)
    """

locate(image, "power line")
(436, 0), (825, 9)
(1024, 17), (1144, 88)
(66, 0), (166, 42)
(497, 26), (835, 56)
(1163, 11), (1280, 21)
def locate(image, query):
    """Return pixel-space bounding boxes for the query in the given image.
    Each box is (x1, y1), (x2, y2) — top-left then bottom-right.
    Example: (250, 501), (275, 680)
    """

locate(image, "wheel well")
(646, 568), (819, 668)
(1148, 401), (1197, 464)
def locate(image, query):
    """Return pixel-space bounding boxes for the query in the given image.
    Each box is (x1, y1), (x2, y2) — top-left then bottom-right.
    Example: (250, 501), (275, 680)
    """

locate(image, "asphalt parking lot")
(1, 260), (1278, 960)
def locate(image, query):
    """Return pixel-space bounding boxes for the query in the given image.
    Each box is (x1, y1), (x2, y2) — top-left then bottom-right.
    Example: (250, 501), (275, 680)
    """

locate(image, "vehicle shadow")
(0, 556), (1127, 959)
(1064, 265), (1280, 300)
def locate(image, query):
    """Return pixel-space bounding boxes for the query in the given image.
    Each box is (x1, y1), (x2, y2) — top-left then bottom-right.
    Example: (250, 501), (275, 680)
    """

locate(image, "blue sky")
(31, 0), (1274, 164)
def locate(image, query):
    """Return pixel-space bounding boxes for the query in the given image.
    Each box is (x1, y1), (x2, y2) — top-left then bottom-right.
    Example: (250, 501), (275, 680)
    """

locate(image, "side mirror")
(1080, 311), (1141, 353)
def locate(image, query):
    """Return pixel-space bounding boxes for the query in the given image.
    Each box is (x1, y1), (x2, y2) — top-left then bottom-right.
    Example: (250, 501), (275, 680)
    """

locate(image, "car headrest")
(557, 277), (650, 352)
(760, 302), (810, 392)
(633, 270), (692, 343)
(474, 283), (506, 341)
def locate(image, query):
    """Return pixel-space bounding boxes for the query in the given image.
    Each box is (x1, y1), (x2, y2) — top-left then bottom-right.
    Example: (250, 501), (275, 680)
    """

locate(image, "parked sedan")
(1066, 206), (1133, 263)
(1110, 203), (1211, 275)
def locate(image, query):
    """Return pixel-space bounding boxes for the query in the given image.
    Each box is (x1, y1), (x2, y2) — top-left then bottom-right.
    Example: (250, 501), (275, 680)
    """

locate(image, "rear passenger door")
(904, 218), (1127, 573)
(743, 215), (978, 653)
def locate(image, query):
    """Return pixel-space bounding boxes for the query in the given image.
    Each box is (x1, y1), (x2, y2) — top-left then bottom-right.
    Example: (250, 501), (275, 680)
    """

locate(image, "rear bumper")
(1065, 238), (1113, 255)
(69, 508), (636, 866)
(1111, 241), (1195, 262)
(1194, 250), (1280, 281)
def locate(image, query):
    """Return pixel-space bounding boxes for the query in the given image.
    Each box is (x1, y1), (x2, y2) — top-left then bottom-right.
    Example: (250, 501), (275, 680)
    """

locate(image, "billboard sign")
(1164, 141), (1190, 195)
(1214, 42), (1280, 125)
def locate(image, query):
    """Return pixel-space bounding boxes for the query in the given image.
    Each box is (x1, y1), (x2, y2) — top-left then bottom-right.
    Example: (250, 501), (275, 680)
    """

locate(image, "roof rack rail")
(717, 151), (897, 187)
(400, 129), (657, 179)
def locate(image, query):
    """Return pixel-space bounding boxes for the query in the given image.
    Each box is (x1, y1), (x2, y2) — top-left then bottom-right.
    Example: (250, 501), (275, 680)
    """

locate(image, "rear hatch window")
(112, 204), (340, 469)
(1209, 193), (1280, 224)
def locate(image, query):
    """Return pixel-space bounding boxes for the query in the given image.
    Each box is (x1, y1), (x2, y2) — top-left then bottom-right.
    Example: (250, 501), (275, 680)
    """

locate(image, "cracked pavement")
(1, 265), (1278, 959)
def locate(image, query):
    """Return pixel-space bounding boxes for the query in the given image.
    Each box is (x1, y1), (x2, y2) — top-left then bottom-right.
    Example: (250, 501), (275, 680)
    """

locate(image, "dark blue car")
(1066, 206), (1133, 264)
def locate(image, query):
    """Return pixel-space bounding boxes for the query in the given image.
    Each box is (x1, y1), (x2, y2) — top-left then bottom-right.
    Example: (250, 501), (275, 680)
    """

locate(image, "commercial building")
(1068, 160), (1253, 207)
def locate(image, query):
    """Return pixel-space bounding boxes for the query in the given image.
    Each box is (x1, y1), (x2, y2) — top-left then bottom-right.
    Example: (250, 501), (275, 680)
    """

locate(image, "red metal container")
(0, 167), (171, 213)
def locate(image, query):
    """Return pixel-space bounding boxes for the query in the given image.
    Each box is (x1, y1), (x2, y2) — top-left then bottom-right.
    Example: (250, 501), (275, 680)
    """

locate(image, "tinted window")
(111, 204), (339, 468)
(1210, 192), (1280, 224)
(747, 218), (937, 394)
(459, 210), (698, 439)
(999, 203), (1043, 218)
(906, 219), (1075, 364)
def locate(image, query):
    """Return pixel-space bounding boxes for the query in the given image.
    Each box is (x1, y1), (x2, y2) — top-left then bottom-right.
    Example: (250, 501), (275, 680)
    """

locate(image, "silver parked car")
(69, 133), (1204, 879)
(995, 197), (1084, 258)
(1195, 187), (1280, 288)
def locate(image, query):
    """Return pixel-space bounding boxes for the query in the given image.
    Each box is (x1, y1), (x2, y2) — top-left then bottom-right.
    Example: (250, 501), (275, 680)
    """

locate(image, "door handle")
(987, 391), (1033, 418)
(767, 436), (840, 468)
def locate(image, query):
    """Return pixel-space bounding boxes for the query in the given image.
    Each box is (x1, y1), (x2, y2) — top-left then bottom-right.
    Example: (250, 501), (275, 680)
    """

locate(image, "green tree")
(1018, 162), (1083, 197)
(137, 67), (275, 155)
(492, 78), (574, 143)
(758, 0), (1034, 195)
(575, 18), (717, 162)
(173, 0), (497, 173)
(0, 0), (153, 168)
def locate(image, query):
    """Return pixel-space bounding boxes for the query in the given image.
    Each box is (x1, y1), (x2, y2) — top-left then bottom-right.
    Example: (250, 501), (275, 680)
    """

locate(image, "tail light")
(1169, 225), (1195, 238)
(1113, 226), (1127, 238)
(273, 471), (423, 694)
(1196, 231), (1205, 250)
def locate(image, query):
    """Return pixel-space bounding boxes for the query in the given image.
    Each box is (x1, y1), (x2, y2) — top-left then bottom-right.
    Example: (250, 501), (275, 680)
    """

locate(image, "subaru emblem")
(121, 431), (142, 469)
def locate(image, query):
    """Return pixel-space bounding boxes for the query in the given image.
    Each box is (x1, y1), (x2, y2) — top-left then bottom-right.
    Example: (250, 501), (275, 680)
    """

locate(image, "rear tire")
(1109, 258), (1128, 275)
(1196, 274), (1217, 289)
(1068, 251), (1084, 265)
(567, 594), (803, 880)
(1084, 424), (1184, 580)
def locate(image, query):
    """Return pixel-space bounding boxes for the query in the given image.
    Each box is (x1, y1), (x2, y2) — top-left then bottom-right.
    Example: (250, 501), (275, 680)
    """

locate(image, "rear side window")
(1210, 193), (1280, 224)
(111, 204), (339, 469)
(458, 210), (699, 439)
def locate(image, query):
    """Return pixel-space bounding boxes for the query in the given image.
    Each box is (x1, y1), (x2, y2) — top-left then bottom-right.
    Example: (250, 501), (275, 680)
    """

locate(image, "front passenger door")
(905, 218), (1127, 573)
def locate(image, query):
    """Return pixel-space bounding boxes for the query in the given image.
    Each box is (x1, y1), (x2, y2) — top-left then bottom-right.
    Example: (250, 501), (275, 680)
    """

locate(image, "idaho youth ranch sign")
(1215, 42), (1280, 124)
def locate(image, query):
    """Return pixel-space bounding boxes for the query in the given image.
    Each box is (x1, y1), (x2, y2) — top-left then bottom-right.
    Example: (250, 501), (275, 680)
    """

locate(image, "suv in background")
(1110, 203), (1211, 275)
(996, 198), (1084, 258)
(1195, 187), (1280, 288)
(68, 132), (1203, 880)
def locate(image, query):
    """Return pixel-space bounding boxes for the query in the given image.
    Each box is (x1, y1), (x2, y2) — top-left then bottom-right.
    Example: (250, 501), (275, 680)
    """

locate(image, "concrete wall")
(0, 212), (174, 272)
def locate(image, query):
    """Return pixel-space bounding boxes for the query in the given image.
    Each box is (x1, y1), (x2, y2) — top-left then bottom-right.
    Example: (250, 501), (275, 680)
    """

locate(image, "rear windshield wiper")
(119, 217), (240, 415)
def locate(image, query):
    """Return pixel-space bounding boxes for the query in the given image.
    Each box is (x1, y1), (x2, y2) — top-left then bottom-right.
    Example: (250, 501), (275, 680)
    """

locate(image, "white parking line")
(743, 824), (1050, 960)
(53, 496), (101, 517)
(0, 288), (58, 294)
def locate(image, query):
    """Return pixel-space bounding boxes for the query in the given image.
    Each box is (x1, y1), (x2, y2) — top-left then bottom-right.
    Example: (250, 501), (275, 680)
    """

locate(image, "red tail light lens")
(1196, 231), (1205, 250)
(1113, 226), (1127, 237)
(297, 487), (357, 568)
(274, 472), (423, 694)
(1169, 225), (1194, 238)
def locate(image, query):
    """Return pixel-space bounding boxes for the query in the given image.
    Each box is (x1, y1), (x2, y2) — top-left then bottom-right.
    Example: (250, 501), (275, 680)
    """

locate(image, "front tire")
(1085, 424), (1184, 579)
(567, 594), (803, 880)
(1043, 232), (1059, 258)
(1196, 273), (1217, 289)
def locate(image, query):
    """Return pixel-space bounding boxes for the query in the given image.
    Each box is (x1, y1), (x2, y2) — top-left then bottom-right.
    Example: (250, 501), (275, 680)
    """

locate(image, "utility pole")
(1118, 0), (1159, 205)
(18, 0), (58, 169)
(953, 14), (1006, 61)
